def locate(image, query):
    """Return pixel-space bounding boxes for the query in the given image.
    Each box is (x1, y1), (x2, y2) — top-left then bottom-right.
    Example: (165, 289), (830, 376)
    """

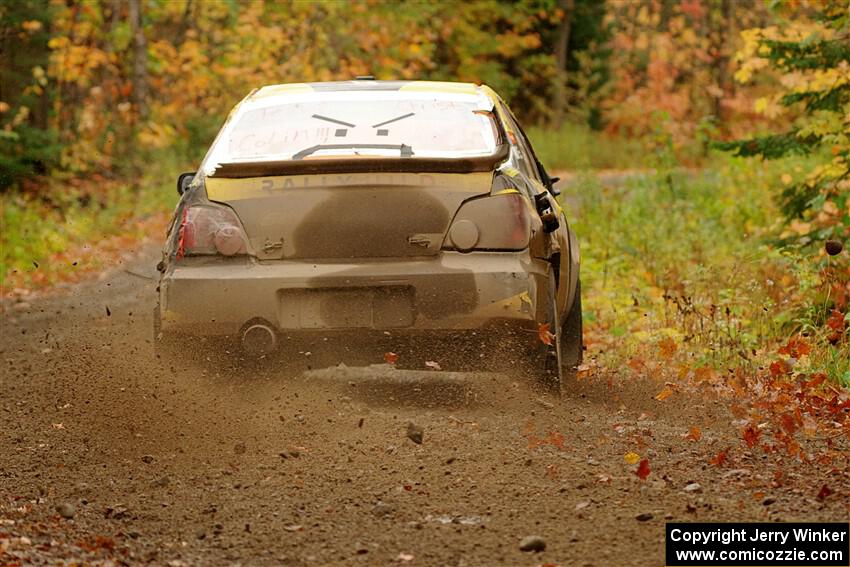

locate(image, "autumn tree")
(718, 0), (849, 248)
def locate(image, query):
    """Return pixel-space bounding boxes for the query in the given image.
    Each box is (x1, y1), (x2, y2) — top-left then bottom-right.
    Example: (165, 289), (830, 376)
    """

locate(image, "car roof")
(247, 80), (499, 106)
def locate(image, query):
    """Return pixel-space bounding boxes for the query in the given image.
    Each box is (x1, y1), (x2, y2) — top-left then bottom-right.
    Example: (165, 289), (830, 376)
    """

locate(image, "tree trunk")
(712, 0), (734, 125)
(128, 0), (148, 120)
(550, 0), (574, 129)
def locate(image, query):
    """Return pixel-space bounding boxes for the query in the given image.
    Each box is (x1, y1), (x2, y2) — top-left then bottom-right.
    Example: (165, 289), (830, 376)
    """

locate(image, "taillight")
(176, 204), (248, 258)
(443, 193), (531, 252)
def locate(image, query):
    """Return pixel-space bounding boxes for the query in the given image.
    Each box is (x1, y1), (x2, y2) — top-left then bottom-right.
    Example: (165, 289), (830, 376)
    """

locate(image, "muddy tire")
(537, 272), (563, 392)
(558, 279), (583, 384)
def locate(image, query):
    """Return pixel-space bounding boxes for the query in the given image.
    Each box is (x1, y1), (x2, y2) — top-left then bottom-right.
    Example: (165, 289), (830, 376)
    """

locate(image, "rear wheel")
(538, 277), (583, 395)
(558, 280), (583, 384)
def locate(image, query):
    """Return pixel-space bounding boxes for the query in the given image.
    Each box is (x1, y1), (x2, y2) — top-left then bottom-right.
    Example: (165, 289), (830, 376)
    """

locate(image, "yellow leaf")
(624, 451), (640, 465)
(22, 20), (42, 32)
(655, 386), (674, 401)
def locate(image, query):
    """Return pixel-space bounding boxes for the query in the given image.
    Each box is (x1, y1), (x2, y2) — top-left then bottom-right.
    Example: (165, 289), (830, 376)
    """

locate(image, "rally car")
(155, 79), (582, 388)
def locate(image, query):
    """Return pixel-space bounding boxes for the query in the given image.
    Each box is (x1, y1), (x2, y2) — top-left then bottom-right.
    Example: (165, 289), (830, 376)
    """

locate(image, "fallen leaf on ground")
(383, 352), (399, 364)
(742, 424), (761, 448)
(683, 426), (702, 441)
(635, 458), (651, 480)
(658, 336), (677, 359)
(655, 387), (674, 401)
(425, 360), (442, 370)
(709, 449), (729, 467)
(546, 431), (565, 450)
(624, 451), (640, 465)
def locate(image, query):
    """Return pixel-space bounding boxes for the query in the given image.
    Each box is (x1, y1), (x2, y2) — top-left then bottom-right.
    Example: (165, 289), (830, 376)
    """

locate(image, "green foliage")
(527, 122), (648, 170)
(719, 0), (849, 240)
(0, 123), (62, 186)
(566, 154), (846, 383)
(0, 149), (180, 286)
(0, 0), (59, 188)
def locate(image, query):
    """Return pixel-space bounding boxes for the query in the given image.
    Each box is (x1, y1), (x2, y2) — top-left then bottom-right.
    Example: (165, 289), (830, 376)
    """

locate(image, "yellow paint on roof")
(398, 81), (479, 95)
(249, 80), (497, 102)
(253, 83), (314, 98)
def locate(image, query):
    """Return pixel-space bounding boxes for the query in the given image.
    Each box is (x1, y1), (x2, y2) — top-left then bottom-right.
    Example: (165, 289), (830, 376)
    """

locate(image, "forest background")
(1, 0), (848, 424)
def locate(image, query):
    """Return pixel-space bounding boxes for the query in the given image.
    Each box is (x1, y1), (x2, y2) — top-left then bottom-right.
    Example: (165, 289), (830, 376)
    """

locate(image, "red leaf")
(709, 449), (729, 467)
(635, 458), (651, 480)
(816, 484), (833, 501)
(538, 323), (555, 346)
(779, 413), (798, 435)
(826, 309), (846, 343)
(383, 352), (399, 364)
(769, 360), (790, 377)
(778, 337), (811, 358)
(742, 424), (761, 448)
(826, 309), (845, 331)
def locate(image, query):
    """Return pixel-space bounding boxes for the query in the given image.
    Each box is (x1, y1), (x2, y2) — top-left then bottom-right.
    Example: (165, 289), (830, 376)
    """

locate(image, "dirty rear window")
(205, 94), (499, 169)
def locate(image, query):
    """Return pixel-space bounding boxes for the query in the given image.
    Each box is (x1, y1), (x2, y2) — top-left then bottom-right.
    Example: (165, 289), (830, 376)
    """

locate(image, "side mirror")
(548, 175), (561, 196)
(177, 172), (196, 195)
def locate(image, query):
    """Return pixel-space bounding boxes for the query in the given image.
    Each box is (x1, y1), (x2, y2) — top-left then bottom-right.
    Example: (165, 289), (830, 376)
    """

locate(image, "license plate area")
(277, 286), (414, 329)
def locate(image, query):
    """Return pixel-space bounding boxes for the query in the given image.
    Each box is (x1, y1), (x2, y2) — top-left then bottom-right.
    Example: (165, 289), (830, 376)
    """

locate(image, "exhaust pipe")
(241, 322), (278, 357)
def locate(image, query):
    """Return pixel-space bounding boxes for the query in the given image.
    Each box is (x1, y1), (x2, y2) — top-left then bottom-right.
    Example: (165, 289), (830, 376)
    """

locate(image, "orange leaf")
(624, 451), (640, 465)
(684, 426), (702, 442)
(709, 449), (729, 467)
(658, 337), (677, 359)
(538, 323), (555, 346)
(635, 458), (651, 480)
(778, 337), (811, 358)
(383, 352), (399, 364)
(694, 366), (715, 382)
(655, 386), (674, 401)
(547, 431), (566, 450)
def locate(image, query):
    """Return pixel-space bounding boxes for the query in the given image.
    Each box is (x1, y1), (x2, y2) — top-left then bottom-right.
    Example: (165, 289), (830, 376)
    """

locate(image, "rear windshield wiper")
(292, 143), (414, 160)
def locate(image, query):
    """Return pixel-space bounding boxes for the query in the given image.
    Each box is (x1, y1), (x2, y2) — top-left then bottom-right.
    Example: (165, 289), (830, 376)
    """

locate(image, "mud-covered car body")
(156, 80), (581, 383)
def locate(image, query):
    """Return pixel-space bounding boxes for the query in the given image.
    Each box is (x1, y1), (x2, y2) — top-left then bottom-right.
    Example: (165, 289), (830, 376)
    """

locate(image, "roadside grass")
(1, 155), (182, 292)
(528, 122), (651, 171)
(564, 153), (849, 387)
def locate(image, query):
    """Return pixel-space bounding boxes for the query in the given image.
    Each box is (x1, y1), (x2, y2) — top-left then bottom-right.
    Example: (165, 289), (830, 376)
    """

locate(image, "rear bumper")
(159, 252), (548, 336)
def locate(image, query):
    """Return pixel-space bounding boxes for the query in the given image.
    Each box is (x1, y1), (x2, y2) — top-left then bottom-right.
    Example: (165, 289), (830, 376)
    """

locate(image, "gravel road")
(1, 236), (847, 566)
